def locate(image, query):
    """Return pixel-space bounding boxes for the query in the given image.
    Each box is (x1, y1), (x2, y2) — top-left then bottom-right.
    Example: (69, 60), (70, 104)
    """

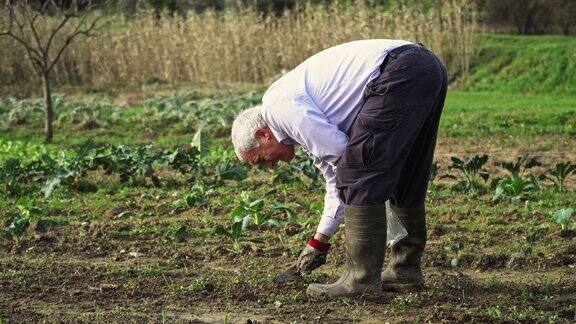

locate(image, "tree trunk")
(522, 12), (533, 34)
(42, 73), (54, 143)
(562, 24), (570, 36)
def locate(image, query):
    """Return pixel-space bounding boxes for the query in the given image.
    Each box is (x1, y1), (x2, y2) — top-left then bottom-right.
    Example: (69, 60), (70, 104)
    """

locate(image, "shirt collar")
(260, 105), (292, 145)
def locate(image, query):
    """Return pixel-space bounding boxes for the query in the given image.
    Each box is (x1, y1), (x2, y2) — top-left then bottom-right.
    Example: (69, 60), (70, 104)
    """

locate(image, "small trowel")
(275, 264), (303, 284)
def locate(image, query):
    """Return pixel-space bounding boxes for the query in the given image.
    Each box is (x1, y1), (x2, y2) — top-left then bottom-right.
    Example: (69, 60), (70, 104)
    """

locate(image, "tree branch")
(44, 15), (72, 56)
(22, 3), (45, 56)
(47, 12), (99, 72)
(2, 7), (43, 60)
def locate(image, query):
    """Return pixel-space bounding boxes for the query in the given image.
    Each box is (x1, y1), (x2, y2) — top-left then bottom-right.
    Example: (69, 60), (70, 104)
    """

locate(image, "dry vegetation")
(0, 0), (478, 89)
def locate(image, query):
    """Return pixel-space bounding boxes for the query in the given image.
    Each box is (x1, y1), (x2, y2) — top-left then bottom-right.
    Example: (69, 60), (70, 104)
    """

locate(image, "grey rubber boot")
(381, 204), (426, 291)
(307, 205), (386, 298)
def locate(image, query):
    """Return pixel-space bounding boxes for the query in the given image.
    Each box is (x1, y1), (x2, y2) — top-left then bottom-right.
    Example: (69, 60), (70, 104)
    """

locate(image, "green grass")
(441, 91), (576, 136)
(1, 90), (574, 150)
(462, 34), (576, 95)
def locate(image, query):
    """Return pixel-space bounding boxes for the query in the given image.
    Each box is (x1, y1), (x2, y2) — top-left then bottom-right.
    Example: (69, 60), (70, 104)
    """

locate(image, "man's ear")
(254, 128), (270, 140)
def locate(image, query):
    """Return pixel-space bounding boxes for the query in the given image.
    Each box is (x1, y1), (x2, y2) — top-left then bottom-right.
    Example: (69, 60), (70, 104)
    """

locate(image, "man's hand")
(297, 234), (331, 275)
(276, 233), (331, 284)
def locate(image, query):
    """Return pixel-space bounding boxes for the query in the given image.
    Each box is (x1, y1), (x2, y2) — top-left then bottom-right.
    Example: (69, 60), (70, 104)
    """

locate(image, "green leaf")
(266, 218), (281, 227)
(42, 177), (62, 198)
(5, 216), (29, 238)
(450, 156), (464, 167)
(492, 186), (505, 202)
(524, 157), (541, 169)
(272, 205), (298, 222)
(450, 257), (459, 268)
(241, 215), (252, 230)
(248, 199), (265, 211)
(551, 208), (573, 227)
(231, 221), (243, 238)
(191, 128), (207, 157)
(230, 205), (246, 221)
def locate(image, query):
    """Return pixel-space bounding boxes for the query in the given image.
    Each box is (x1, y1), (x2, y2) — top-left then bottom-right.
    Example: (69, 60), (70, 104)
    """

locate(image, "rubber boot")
(307, 205), (386, 298)
(381, 204), (426, 291)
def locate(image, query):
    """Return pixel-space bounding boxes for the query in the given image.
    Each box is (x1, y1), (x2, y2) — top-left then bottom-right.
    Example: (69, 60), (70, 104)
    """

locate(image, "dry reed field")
(0, 0), (478, 89)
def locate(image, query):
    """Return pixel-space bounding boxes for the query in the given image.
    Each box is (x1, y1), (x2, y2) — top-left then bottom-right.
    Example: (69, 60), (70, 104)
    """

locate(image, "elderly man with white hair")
(231, 39), (447, 298)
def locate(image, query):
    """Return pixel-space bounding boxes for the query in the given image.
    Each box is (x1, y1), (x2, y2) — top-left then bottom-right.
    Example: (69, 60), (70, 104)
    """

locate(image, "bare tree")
(0, 0), (106, 143)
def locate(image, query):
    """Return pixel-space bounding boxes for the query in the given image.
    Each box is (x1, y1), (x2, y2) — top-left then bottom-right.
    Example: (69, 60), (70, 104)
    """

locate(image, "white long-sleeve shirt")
(260, 39), (412, 236)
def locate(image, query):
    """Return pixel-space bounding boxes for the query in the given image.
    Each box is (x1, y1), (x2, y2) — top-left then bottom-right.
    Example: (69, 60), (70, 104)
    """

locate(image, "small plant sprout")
(230, 192), (298, 230)
(492, 175), (539, 203)
(448, 154), (489, 193)
(213, 161), (248, 183)
(550, 207), (574, 230)
(429, 161), (441, 187)
(0, 158), (24, 196)
(172, 183), (215, 214)
(542, 161), (575, 192)
(4, 197), (39, 246)
(493, 155), (541, 203)
(214, 222), (245, 253)
(5, 215), (29, 247)
(499, 155), (541, 179)
(445, 240), (465, 268)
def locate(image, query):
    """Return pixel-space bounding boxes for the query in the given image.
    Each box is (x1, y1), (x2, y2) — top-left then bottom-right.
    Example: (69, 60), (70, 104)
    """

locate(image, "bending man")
(231, 39), (447, 298)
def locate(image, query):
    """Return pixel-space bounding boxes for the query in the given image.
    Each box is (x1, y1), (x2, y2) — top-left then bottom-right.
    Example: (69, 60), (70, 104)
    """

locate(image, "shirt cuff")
(317, 214), (343, 237)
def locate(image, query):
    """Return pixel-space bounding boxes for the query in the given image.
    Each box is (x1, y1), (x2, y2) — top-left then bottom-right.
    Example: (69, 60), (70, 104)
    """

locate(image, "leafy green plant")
(0, 158), (25, 196)
(213, 161), (248, 183)
(542, 162), (575, 192)
(15, 197), (43, 218)
(444, 240), (465, 268)
(493, 155), (540, 203)
(41, 140), (113, 197)
(214, 222), (245, 253)
(492, 175), (539, 203)
(230, 192), (297, 229)
(163, 222), (189, 242)
(551, 207), (574, 230)
(4, 197), (41, 246)
(270, 151), (319, 185)
(162, 146), (200, 174)
(5, 215), (29, 247)
(231, 199), (279, 228)
(0, 139), (51, 163)
(448, 154), (489, 192)
(427, 161), (444, 193)
(499, 155), (541, 178)
(172, 183), (215, 213)
(111, 145), (161, 187)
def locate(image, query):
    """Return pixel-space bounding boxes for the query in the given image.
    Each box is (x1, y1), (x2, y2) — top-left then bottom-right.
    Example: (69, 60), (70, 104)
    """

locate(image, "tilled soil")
(1, 135), (575, 322)
(2, 224), (575, 323)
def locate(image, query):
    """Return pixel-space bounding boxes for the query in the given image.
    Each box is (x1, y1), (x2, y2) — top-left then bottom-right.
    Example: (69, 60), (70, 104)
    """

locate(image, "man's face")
(242, 128), (295, 168)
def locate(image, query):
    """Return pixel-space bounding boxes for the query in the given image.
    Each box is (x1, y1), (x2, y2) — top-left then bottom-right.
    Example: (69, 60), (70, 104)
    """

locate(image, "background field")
(1, 5), (575, 323)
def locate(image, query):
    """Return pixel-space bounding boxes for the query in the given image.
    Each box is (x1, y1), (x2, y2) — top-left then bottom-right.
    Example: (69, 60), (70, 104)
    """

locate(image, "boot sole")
(306, 285), (381, 299)
(381, 282), (424, 292)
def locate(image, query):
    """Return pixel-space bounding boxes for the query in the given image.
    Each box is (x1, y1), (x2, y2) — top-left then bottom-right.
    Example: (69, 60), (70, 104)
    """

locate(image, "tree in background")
(110, 0), (331, 17)
(479, 0), (574, 35)
(553, 0), (576, 36)
(0, 0), (106, 143)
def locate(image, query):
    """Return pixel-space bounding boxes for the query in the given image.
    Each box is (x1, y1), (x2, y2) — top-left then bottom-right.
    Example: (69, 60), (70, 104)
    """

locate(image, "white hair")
(231, 106), (266, 160)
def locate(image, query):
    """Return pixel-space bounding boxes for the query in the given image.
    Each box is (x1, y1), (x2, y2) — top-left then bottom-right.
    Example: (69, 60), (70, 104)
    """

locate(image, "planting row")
(0, 91), (262, 135)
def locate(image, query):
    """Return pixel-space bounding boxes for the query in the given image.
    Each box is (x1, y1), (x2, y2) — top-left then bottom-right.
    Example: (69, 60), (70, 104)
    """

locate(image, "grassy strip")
(462, 34), (576, 95)
(441, 91), (576, 136)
